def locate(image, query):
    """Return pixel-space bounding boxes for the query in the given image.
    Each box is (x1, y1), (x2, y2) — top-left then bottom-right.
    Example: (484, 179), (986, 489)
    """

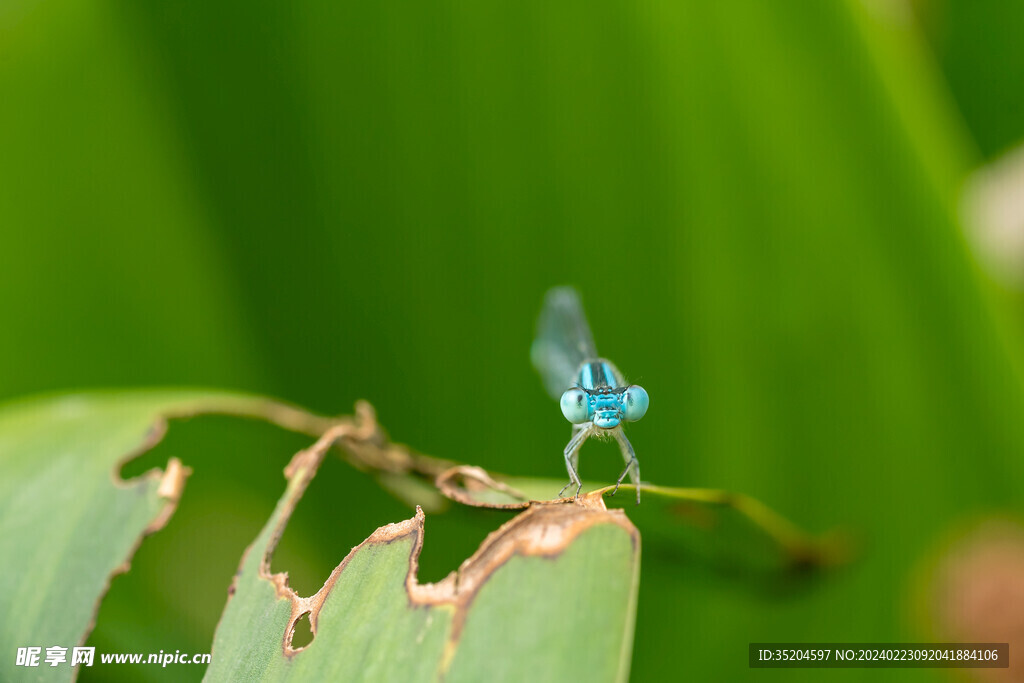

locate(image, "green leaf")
(0, 390), (328, 679)
(0, 392), (641, 682)
(206, 419), (640, 682)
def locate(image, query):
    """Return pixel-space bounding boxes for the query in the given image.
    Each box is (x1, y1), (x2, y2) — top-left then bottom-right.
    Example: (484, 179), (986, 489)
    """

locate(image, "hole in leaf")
(290, 611), (314, 650)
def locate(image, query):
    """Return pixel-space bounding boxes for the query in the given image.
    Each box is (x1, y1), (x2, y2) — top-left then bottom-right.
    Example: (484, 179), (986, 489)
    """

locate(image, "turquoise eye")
(623, 385), (649, 422)
(560, 388), (589, 424)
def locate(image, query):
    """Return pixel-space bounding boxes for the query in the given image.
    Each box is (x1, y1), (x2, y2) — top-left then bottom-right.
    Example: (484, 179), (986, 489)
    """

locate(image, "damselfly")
(531, 287), (649, 503)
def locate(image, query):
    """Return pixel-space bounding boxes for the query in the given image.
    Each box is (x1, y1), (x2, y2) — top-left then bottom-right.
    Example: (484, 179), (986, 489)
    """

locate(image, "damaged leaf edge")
(221, 416), (639, 679)
(69, 393), (351, 665)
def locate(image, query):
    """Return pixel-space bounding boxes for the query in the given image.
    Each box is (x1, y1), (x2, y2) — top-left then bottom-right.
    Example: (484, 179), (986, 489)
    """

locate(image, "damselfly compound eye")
(623, 385), (649, 422)
(560, 388), (589, 424)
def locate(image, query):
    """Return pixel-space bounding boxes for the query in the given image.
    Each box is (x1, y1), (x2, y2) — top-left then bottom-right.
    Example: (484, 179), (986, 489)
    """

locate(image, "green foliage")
(0, 393), (647, 682)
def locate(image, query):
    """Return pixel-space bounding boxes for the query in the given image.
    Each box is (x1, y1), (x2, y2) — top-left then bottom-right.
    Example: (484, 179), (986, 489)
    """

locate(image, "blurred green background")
(3, 0), (1024, 680)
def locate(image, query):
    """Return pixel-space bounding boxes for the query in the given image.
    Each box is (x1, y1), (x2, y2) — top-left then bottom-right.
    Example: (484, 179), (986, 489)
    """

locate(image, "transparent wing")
(530, 286), (599, 400)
